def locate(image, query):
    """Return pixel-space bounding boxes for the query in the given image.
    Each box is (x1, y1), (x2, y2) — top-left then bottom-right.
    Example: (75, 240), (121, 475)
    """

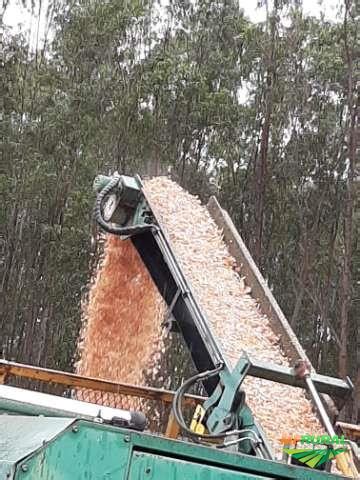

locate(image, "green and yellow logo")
(280, 434), (348, 469)
(283, 447), (347, 469)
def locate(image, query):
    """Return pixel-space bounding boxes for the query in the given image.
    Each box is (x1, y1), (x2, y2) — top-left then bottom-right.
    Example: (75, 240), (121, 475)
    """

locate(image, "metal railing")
(0, 359), (204, 438)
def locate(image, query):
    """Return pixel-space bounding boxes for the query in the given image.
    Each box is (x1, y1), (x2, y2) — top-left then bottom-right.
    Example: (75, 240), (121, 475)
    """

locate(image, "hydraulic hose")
(94, 176), (157, 236)
(172, 365), (250, 443)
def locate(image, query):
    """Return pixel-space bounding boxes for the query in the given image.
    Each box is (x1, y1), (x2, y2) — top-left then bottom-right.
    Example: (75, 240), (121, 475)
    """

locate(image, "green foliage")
(2, 0), (358, 420)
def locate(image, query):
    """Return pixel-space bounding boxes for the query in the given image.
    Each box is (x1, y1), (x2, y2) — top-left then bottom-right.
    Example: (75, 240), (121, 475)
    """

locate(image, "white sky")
(250, 0), (340, 22)
(4, 0), (341, 50)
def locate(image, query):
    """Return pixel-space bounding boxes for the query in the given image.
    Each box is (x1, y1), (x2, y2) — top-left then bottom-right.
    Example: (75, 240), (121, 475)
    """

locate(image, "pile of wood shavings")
(144, 176), (324, 458)
(76, 236), (165, 412)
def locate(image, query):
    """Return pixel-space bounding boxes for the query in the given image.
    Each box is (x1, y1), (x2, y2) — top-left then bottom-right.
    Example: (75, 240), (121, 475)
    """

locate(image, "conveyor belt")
(93, 173), (355, 473)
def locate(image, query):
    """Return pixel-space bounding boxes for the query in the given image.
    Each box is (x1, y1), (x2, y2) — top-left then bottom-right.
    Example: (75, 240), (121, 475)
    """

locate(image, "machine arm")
(93, 173), (271, 457)
(93, 173), (354, 467)
(94, 174), (230, 388)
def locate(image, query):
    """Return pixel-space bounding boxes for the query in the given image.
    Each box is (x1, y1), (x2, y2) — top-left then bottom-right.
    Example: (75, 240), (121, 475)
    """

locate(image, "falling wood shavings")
(76, 236), (166, 413)
(144, 176), (325, 458)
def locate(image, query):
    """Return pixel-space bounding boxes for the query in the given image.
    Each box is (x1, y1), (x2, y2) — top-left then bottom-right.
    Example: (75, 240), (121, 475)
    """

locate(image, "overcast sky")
(4, 0), (341, 50)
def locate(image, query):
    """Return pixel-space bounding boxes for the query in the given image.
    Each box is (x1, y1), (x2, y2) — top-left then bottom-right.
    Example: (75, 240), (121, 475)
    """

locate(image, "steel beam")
(0, 359), (204, 406)
(0, 385), (146, 430)
(248, 357), (352, 398)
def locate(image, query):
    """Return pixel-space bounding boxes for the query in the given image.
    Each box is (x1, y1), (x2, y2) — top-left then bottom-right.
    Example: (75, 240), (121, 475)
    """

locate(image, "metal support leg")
(162, 288), (181, 332)
(305, 375), (359, 478)
(165, 411), (180, 439)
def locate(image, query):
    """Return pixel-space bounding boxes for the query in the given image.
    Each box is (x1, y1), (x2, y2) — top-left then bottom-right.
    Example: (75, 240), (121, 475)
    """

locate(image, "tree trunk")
(253, 1), (278, 266)
(338, 0), (357, 378)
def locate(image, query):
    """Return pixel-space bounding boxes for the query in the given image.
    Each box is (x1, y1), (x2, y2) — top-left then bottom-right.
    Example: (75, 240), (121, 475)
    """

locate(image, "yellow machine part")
(335, 450), (359, 478)
(190, 404), (206, 435)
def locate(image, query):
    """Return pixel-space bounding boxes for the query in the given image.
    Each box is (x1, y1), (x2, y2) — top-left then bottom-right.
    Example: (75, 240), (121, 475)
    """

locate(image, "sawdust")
(77, 174), (326, 459)
(144, 176), (324, 458)
(76, 236), (165, 412)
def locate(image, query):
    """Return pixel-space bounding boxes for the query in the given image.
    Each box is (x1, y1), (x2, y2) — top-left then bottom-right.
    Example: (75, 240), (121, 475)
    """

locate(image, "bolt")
(145, 467), (151, 474)
(72, 425), (79, 433)
(124, 435), (130, 442)
(21, 464), (28, 472)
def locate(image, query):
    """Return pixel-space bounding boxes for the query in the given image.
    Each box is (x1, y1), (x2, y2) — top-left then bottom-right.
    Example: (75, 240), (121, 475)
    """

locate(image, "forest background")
(1, 0), (359, 422)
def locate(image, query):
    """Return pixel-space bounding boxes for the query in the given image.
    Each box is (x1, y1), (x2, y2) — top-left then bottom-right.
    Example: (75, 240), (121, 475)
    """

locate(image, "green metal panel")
(128, 452), (271, 479)
(0, 416), (74, 479)
(13, 421), (344, 480)
(15, 421), (131, 480)
(128, 430), (344, 480)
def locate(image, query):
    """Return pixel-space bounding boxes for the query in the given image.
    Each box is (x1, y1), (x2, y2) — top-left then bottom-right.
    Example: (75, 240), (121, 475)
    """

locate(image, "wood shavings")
(78, 175), (326, 460)
(76, 236), (166, 414)
(144, 176), (324, 458)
